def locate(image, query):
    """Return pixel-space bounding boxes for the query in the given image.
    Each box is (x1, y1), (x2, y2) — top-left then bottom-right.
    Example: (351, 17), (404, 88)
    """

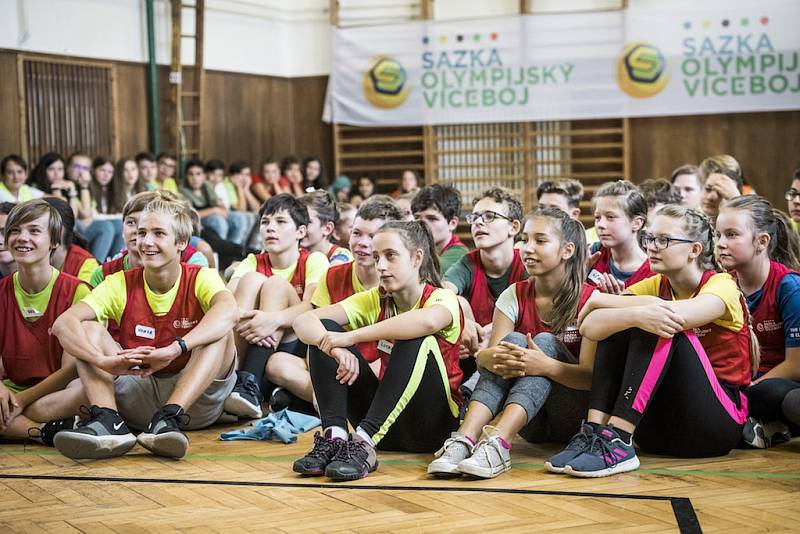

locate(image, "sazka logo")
(617, 42), (669, 98)
(363, 56), (410, 109)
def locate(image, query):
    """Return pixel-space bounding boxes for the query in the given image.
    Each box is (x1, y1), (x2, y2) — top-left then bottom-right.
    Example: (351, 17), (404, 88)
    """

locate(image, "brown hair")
(474, 187), (524, 222)
(536, 179), (584, 209)
(376, 220), (441, 288)
(638, 178), (682, 209)
(4, 199), (62, 249)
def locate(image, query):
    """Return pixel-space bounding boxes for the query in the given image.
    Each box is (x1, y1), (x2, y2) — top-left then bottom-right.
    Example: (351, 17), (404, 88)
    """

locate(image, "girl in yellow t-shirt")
(293, 221), (462, 481)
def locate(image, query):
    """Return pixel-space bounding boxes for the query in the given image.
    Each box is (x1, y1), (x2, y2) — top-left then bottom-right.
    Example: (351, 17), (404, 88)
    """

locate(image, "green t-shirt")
(439, 244), (468, 276)
(179, 182), (219, 210)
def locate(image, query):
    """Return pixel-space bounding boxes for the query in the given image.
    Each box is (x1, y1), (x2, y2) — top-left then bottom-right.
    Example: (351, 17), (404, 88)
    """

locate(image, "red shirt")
(588, 246), (653, 290)
(254, 249), (310, 299)
(326, 262), (378, 364)
(0, 272), (86, 384)
(63, 245), (95, 278)
(465, 249), (526, 326)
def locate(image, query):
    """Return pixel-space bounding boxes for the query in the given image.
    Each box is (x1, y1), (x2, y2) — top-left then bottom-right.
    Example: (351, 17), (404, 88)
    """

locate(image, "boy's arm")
(14, 360), (78, 410)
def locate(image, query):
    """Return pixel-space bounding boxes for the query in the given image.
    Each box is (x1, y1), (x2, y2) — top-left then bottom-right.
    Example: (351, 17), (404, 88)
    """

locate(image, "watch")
(175, 336), (189, 355)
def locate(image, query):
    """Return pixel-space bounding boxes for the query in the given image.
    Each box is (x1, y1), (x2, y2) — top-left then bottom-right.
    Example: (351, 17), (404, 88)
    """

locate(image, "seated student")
(350, 174), (376, 207)
(135, 152), (158, 192)
(0, 200), (90, 445)
(333, 202), (356, 248)
(785, 168), (800, 233)
(302, 156), (328, 192)
(51, 196), (237, 460)
(0, 155), (44, 203)
(549, 205), (752, 478)
(311, 198), (405, 372)
(638, 178), (682, 222)
(89, 191), (208, 288)
(670, 164), (702, 209)
(443, 188), (526, 385)
(586, 180), (652, 294)
(393, 169), (421, 199)
(412, 184), (468, 275)
(0, 202), (18, 278)
(299, 190), (353, 265)
(716, 195), (800, 447)
(43, 197), (99, 285)
(394, 192), (416, 222)
(224, 194), (329, 418)
(281, 156), (306, 198)
(429, 208), (596, 479)
(535, 178), (590, 245)
(699, 154), (742, 222)
(251, 158), (291, 203)
(328, 176), (352, 204)
(292, 221), (462, 480)
(154, 153), (179, 193)
(29, 153), (80, 215)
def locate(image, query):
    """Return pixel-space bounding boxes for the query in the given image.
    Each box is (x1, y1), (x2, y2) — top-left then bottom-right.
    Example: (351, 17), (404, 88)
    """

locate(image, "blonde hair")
(140, 194), (193, 244)
(699, 154), (743, 192)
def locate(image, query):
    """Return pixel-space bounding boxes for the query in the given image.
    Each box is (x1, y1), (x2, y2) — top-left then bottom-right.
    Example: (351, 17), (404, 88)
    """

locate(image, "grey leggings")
(470, 332), (589, 444)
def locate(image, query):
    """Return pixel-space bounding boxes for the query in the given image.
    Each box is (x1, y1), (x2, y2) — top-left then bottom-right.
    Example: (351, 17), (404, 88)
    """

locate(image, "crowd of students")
(1, 148), (798, 483)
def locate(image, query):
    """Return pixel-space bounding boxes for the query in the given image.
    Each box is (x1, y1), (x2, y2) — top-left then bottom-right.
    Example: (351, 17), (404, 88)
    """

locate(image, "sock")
(462, 434), (476, 446)
(242, 344), (276, 385)
(613, 427), (633, 443)
(161, 404), (183, 417)
(587, 421), (602, 433)
(497, 436), (511, 450)
(325, 426), (348, 441)
(355, 426), (375, 446)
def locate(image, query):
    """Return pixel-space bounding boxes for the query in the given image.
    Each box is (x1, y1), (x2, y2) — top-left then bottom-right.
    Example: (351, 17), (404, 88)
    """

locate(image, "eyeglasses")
(786, 189), (800, 201)
(69, 164), (90, 171)
(465, 210), (512, 225)
(641, 233), (696, 251)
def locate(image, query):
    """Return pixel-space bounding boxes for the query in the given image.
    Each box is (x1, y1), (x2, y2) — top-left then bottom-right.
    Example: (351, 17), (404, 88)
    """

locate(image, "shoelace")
(332, 439), (368, 463)
(306, 433), (340, 460)
(439, 436), (471, 459)
(156, 410), (191, 430)
(586, 433), (618, 468)
(239, 378), (262, 402)
(473, 437), (504, 469)
(565, 428), (591, 451)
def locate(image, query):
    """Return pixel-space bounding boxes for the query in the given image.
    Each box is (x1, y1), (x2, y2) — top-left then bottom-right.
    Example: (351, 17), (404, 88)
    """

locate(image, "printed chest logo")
(135, 324), (156, 339)
(173, 318), (199, 329)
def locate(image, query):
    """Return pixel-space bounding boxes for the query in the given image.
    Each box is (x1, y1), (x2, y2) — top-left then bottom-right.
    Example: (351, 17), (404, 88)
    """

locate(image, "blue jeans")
(79, 218), (123, 261)
(227, 210), (256, 245)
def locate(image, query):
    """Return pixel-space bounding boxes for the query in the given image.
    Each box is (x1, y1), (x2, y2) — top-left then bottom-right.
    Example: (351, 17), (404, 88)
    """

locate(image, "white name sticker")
(23, 306), (42, 318)
(135, 324), (156, 339)
(377, 339), (394, 354)
(587, 269), (603, 285)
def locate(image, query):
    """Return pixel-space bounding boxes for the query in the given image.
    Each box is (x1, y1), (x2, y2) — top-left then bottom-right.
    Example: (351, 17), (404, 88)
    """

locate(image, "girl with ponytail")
(548, 205), (752, 478)
(717, 195), (800, 448)
(428, 208), (598, 479)
(292, 220), (463, 481)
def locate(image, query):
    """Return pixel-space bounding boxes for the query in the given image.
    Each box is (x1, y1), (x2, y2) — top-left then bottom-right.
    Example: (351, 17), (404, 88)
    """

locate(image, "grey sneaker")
(54, 406), (136, 460)
(325, 433), (379, 481)
(457, 426), (511, 479)
(545, 421), (595, 473)
(136, 405), (190, 459)
(427, 432), (475, 477)
(742, 416), (791, 449)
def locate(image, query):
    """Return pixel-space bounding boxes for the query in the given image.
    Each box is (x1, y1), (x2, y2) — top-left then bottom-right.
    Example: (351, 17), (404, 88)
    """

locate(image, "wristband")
(175, 336), (189, 355)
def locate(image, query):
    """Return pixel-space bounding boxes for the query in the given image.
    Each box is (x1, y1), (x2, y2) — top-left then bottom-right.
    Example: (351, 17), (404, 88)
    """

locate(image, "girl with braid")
(549, 205), (753, 478)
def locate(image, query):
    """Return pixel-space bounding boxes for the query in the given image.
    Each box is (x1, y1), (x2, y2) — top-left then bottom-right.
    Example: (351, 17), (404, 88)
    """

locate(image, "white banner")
(324, 0), (800, 125)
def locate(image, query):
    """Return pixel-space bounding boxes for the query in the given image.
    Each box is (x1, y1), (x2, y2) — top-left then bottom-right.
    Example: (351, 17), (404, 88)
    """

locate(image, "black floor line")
(0, 473), (702, 533)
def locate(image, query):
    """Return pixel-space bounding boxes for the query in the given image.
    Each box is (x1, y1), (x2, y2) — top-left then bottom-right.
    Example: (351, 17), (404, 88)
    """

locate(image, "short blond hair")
(140, 196), (193, 244)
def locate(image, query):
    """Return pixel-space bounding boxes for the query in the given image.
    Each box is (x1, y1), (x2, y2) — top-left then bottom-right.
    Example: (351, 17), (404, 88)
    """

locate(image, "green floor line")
(1, 448), (799, 479)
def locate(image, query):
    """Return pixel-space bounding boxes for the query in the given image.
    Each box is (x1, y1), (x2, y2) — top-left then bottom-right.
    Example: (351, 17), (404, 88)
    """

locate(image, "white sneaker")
(457, 426), (511, 479)
(742, 417), (791, 449)
(427, 432), (475, 476)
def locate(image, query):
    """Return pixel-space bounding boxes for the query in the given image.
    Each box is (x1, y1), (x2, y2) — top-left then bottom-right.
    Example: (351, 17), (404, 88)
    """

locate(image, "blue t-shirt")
(745, 272), (800, 347)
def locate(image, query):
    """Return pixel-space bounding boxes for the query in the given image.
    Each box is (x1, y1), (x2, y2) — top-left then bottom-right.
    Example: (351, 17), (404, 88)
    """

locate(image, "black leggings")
(310, 320), (459, 453)
(590, 328), (746, 458)
(747, 377), (800, 434)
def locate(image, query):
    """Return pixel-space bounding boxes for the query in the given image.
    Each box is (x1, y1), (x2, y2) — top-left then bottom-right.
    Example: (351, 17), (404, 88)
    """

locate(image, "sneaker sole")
(326, 460), (379, 481)
(54, 432), (136, 460)
(137, 431), (189, 459)
(224, 394), (263, 419)
(544, 461), (567, 474)
(427, 460), (464, 477)
(457, 460), (511, 479)
(292, 462), (326, 476)
(565, 456), (640, 478)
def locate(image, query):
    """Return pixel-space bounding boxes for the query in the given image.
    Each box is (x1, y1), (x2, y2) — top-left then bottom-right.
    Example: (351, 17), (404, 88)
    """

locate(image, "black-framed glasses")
(641, 233), (696, 251)
(465, 210), (512, 225)
(786, 189), (800, 201)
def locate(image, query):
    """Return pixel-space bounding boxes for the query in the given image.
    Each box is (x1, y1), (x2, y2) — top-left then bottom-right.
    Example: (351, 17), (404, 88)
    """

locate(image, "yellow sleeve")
(194, 268), (229, 313)
(310, 273), (332, 308)
(339, 287), (381, 330)
(72, 282), (91, 305)
(424, 288), (462, 344)
(698, 272), (744, 331)
(231, 254), (257, 281)
(304, 251), (330, 288)
(77, 257), (100, 285)
(81, 272), (127, 323)
(626, 274), (661, 297)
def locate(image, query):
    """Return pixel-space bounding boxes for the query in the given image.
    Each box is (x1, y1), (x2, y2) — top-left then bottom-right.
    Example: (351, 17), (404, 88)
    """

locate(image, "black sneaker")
(136, 405), (191, 459)
(269, 387), (292, 413)
(325, 434), (379, 481)
(224, 371), (263, 419)
(28, 416), (80, 447)
(292, 431), (345, 476)
(742, 416), (791, 449)
(53, 406), (136, 459)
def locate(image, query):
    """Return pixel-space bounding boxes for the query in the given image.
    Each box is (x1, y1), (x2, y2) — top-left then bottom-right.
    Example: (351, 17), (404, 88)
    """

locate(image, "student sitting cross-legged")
(0, 200), (90, 446)
(292, 221), (463, 481)
(51, 195), (238, 460)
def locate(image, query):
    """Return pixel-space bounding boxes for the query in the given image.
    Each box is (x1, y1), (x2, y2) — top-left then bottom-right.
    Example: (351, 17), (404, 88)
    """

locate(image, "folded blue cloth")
(220, 408), (320, 444)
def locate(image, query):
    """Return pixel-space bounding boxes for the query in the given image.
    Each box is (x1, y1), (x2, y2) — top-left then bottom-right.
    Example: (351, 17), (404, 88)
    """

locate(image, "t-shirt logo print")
(173, 318), (199, 329)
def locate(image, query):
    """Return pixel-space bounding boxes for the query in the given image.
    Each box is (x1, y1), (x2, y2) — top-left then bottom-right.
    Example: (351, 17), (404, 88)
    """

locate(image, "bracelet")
(175, 336), (189, 355)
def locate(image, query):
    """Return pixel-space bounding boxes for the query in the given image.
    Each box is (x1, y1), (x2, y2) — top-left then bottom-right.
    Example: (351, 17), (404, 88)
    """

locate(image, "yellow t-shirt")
(154, 177), (178, 193)
(231, 250), (329, 288)
(76, 257), (100, 285)
(627, 272), (743, 332)
(83, 267), (227, 323)
(339, 286), (461, 343)
(13, 269), (90, 321)
(311, 265), (366, 308)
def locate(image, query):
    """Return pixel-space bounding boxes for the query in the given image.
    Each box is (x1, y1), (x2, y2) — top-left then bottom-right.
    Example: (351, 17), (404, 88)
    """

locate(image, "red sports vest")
(255, 249), (310, 299)
(376, 284), (464, 405)
(514, 281), (596, 359)
(589, 246), (653, 290)
(465, 249), (526, 326)
(0, 272), (85, 385)
(441, 234), (466, 253)
(62, 245), (95, 278)
(101, 245), (200, 278)
(325, 262), (378, 364)
(745, 261), (797, 373)
(117, 264), (204, 374)
(657, 271), (751, 386)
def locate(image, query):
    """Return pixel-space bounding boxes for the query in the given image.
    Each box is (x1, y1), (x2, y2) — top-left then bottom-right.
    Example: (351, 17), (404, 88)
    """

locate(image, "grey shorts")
(115, 362), (236, 432)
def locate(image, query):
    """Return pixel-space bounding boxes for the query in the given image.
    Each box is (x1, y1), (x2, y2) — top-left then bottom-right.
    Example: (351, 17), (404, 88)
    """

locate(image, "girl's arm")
(542, 338), (597, 390)
(475, 308), (515, 370)
(293, 304), (350, 347)
(351, 304), (453, 345)
(753, 347), (800, 384)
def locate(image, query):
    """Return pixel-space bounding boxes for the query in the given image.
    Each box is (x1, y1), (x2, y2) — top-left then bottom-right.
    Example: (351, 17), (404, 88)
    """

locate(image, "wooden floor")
(0, 421), (798, 533)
